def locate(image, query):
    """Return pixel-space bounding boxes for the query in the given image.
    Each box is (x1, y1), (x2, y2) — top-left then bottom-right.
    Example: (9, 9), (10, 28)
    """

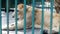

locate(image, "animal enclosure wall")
(0, 0), (60, 34)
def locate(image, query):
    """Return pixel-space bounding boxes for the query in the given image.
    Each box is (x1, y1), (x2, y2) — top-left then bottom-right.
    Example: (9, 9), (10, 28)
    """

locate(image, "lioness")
(3, 4), (60, 34)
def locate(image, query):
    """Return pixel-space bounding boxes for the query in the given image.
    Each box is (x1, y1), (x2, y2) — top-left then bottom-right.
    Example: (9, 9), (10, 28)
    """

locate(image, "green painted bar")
(15, 0), (18, 34)
(6, 0), (9, 34)
(50, 0), (54, 34)
(24, 0), (26, 34)
(40, 0), (44, 34)
(59, 14), (60, 34)
(59, 10), (60, 34)
(0, 0), (2, 34)
(32, 0), (35, 34)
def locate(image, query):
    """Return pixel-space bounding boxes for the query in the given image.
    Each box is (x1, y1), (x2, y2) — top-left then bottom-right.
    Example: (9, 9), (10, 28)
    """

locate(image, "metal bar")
(40, 0), (44, 34)
(6, 0), (9, 34)
(32, 0), (35, 34)
(24, 0), (26, 34)
(59, 13), (60, 34)
(50, 0), (54, 34)
(58, 0), (60, 32)
(15, 0), (18, 34)
(0, 0), (2, 34)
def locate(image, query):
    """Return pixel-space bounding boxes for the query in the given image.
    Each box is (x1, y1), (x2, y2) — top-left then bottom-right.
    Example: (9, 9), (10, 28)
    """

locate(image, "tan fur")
(3, 4), (60, 33)
(17, 4), (60, 33)
(54, 0), (60, 13)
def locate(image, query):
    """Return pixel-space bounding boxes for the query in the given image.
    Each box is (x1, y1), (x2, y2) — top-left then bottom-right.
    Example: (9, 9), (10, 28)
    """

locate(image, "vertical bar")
(15, 0), (17, 34)
(0, 0), (2, 34)
(40, 0), (44, 34)
(32, 0), (35, 34)
(6, 0), (9, 34)
(59, 12), (60, 34)
(24, 0), (26, 34)
(50, 0), (54, 34)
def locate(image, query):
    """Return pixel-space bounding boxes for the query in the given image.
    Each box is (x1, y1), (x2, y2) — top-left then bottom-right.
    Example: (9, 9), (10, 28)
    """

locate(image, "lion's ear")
(17, 4), (24, 10)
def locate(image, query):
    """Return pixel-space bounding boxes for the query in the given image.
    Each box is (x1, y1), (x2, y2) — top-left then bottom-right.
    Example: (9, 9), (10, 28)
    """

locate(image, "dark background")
(1, 0), (47, 8)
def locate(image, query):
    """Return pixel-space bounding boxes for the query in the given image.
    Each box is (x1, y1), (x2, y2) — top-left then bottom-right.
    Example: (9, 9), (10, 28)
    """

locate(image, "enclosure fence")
(0, 0), (60, 34)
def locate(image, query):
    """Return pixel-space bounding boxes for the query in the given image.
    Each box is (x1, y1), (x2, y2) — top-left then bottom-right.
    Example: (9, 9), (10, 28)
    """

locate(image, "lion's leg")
(2, 20), (24, 30)
(2, 19), (32, 30)
(2, 22), (16, 30)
